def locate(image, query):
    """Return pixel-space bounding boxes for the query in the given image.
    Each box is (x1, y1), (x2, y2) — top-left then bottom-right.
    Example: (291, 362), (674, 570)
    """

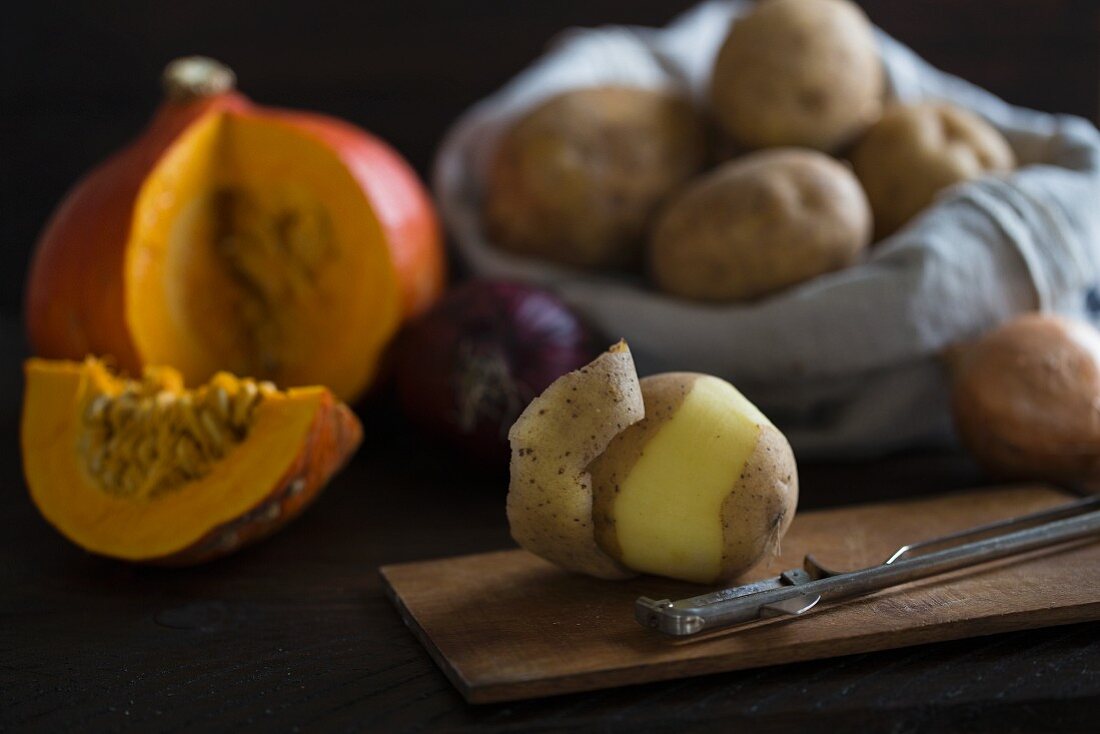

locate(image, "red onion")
(394, 280), (601, 466)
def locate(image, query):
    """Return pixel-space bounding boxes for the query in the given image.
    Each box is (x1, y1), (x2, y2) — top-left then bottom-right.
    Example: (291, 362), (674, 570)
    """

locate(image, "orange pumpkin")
(26, 57), (444, 402)
(21, 357), (362, 564)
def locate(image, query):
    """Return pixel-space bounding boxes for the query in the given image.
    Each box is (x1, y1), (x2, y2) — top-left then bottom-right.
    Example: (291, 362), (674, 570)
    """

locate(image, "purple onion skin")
(394, 280), (601, 467)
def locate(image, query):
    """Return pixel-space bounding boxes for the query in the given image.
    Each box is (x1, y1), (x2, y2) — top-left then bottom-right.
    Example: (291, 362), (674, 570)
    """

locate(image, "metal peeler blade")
(636, 494), (1100, 637)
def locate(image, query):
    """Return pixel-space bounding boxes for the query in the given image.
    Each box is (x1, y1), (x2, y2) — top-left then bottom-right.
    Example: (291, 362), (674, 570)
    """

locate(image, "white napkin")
(433, 0), (1100, 457)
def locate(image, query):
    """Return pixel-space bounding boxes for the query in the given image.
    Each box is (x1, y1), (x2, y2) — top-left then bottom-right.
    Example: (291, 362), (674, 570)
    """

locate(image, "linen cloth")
(433, 0), (1100, 457)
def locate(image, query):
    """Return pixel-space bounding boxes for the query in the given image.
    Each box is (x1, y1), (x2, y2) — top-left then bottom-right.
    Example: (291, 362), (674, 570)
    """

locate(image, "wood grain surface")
(1, 315), (1098, 731)
(383, 486), (1100, 704)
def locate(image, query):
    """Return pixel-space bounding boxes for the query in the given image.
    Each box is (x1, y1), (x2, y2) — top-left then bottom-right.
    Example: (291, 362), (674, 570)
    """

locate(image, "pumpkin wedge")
(21, 358), (362, 564)
(26, 57), (443, 402)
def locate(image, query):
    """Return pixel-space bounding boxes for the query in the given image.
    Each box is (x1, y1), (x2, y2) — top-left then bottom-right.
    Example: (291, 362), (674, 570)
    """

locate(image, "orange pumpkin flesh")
(21, 358), (362, 564)
(26, 57), (444, 402)
(126, 110), (400, 399)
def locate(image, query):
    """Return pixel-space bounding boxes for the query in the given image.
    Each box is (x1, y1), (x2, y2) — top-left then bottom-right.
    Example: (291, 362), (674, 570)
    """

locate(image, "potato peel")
(506, 341), (643, 579)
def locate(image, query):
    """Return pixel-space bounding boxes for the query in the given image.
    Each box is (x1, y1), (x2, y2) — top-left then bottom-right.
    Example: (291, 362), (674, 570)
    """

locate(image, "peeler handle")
(882, 494), (1100, 566)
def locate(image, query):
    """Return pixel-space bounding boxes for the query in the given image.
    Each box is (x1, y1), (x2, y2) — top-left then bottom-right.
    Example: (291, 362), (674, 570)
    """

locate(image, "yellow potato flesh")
(613, 376), (769, 584)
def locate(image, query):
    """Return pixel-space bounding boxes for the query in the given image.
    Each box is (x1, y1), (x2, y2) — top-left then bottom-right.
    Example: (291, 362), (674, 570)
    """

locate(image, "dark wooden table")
(1, 316), (1097, 733)
(4, 2), (1100, 730)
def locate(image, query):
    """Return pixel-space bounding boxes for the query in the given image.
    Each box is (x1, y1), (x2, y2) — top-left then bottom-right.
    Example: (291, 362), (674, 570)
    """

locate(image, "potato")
(507, 342), (798, 585)
(484, 86), (706, 269)
(506, 341), (644, 579)
(649, 148), (872, 302)
(710, 0), (884, 152)
(851, 102), (1016, 238)
(951, 314), (1100, 486)
(589, 373), (797, 584)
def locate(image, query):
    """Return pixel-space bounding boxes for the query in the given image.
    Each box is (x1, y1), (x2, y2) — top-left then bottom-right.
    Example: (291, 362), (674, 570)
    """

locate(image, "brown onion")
(951, 313), (1100, 485)
(394, 280), (600, 466)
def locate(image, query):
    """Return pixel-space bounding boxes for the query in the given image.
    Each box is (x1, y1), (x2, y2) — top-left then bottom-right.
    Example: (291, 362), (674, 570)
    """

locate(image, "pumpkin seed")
(84, 394), (110, 424)
(199, 409), (227, 454)
(210, 385), (231, 421)
(88, 445), (106, 474)
(78, 368), (276, 499)
(136, 435), (157, 468)
(233, 381), (259, 426)
(176, 435), (202, 472)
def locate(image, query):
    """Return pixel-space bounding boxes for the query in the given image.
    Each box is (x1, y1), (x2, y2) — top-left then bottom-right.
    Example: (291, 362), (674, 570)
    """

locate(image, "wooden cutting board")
(381, 485), (1100, 704)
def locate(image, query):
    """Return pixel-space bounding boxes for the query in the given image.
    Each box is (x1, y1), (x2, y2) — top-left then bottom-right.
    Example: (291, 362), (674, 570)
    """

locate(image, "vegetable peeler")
(637, 494), (1100, 637)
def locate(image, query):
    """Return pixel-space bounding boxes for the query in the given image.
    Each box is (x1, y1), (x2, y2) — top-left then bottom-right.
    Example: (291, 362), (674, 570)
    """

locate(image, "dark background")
(3, 2), (1100, 731)
(3, 0), (1099, 320)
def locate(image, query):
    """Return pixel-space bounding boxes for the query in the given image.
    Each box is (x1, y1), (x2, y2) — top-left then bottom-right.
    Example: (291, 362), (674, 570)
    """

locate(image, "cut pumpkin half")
(26, 57), (444, 402)
(21, 357), (362, 564)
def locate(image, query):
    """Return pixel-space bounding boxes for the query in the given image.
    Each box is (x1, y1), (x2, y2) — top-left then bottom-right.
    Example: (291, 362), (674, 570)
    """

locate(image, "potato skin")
(484, 86), (706, 270)
(710, 0), (883, 152)
(951, 314), (1100, 484)
(851, 102), (1016, 238)
(719, 423), (798, 581)
(649, 148), (872, 302)
(507, 342), (644, 579)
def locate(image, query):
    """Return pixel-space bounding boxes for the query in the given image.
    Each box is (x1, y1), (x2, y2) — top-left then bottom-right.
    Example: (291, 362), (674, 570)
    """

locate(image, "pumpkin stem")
(162, 56), (236, 102)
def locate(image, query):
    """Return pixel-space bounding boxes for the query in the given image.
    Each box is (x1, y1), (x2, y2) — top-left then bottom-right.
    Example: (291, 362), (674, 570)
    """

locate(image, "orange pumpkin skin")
(25, 58), (444, 394)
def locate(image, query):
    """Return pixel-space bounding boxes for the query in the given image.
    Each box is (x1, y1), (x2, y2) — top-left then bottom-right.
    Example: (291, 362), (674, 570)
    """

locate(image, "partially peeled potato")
(507, 343), (798, 585)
